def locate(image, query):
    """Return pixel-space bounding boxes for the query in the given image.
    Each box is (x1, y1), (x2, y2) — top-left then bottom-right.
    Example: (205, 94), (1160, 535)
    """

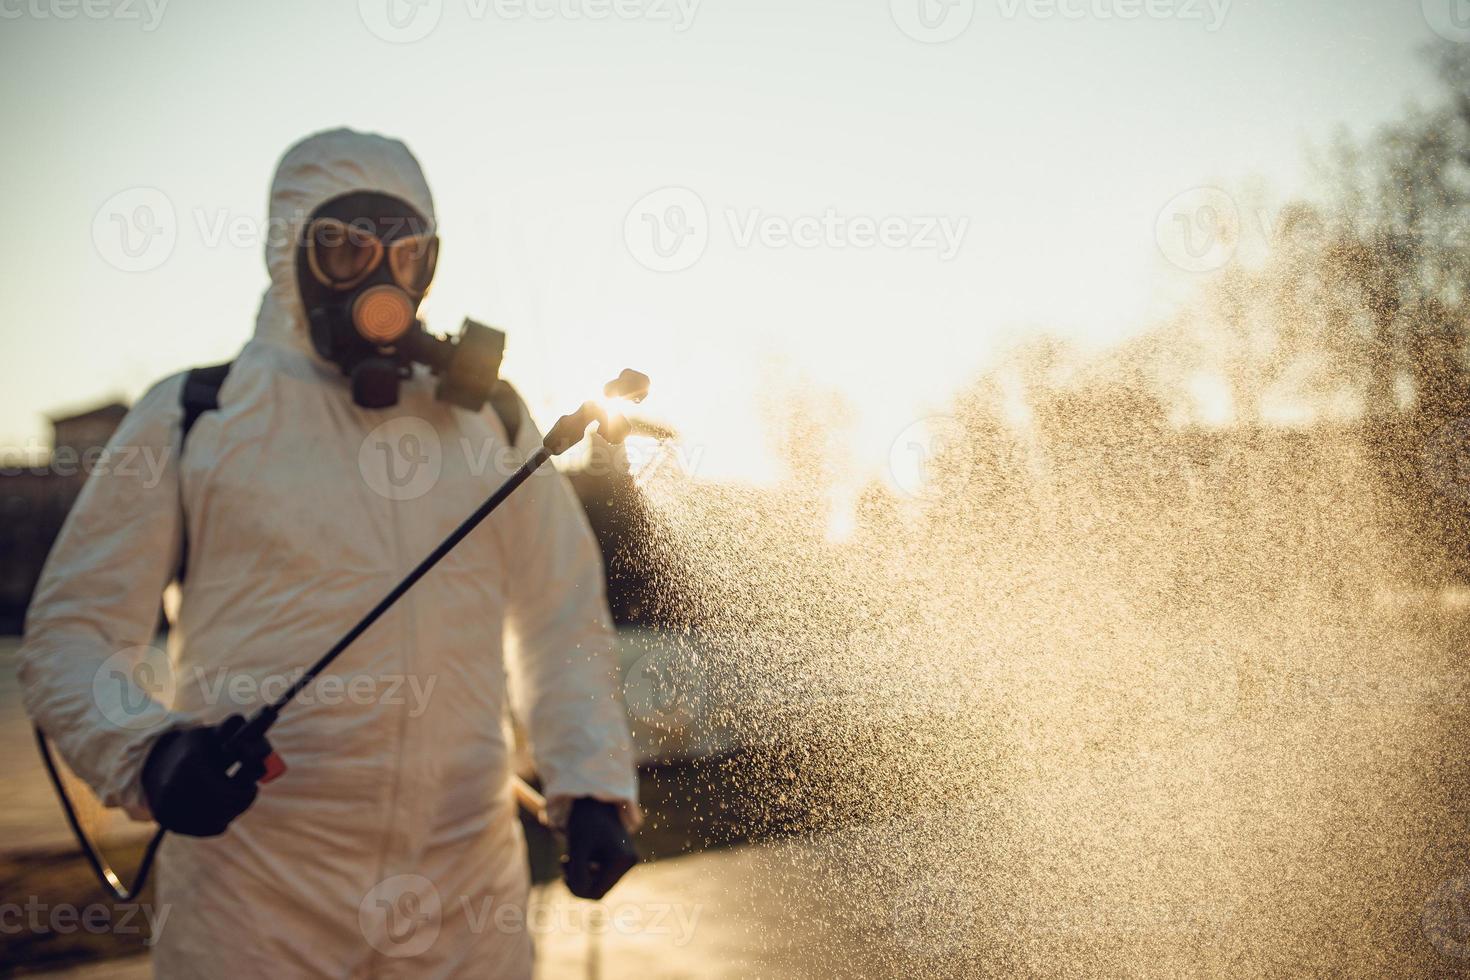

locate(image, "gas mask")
(297, 191), (506, 411)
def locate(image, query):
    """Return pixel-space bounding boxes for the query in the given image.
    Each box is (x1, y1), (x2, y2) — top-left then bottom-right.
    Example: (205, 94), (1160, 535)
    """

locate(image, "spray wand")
(226, 368), (651, 780)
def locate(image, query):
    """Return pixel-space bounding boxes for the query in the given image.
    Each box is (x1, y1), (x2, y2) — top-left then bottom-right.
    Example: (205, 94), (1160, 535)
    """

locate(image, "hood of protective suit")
(255, 128), (436, 360)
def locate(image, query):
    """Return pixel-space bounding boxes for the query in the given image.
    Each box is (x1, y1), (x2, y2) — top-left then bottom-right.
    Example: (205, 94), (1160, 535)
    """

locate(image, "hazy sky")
(0, 0), (1446, 482)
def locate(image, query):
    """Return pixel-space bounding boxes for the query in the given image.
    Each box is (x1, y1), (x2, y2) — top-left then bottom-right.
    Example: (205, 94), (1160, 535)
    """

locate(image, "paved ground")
(2, 631), (795, 980)
(15, 597), (1470, 977)
(4, 632), (805, 980)
(29, 842), (841, 980)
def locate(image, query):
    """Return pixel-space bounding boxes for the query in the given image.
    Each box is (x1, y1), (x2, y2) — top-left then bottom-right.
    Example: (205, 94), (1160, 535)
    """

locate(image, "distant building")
(51, 404), (128, 462)
(0, 403), (128, 633)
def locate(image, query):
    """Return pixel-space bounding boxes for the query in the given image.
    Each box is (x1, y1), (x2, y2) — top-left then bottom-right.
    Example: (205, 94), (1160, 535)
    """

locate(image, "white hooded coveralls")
(17, 129), (640, 978)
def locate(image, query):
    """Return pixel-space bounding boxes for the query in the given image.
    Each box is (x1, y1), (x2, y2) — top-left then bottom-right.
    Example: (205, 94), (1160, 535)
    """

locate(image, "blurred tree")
(1153, 44), (1470, 576)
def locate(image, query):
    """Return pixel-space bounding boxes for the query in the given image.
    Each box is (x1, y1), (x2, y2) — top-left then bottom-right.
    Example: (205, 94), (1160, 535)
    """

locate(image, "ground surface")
(9, 603), (1470, 979)
(19, 843), (845, 980)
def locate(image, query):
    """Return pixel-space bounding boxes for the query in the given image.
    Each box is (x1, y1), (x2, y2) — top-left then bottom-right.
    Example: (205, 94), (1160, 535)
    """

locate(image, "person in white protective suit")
(18, 128), (641, 978)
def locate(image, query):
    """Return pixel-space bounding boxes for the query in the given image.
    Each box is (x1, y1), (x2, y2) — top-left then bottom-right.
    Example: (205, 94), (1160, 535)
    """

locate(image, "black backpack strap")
(180, 362), (233, 447)
(176, 362), (232, 583)
(488, 380), (523, 446)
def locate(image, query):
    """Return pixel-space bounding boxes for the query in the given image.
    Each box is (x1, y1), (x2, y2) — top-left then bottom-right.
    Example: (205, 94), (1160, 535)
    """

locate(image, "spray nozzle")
(543, 369), (651, 455)
(604, 368), (650, 403)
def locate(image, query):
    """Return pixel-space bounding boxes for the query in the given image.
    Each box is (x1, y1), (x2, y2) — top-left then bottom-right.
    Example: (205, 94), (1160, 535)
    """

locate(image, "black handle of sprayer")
(222, 705), (288, 784)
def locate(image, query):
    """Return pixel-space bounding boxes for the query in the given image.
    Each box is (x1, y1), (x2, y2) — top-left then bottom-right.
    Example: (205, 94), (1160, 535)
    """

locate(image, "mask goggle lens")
(306, 218), (438, 294)
(387, 234), (438, 295)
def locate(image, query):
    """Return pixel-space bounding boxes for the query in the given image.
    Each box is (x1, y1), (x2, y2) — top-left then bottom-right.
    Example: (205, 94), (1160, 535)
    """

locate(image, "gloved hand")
(141, 714), (273, 837)
(562, 798), (638, 900)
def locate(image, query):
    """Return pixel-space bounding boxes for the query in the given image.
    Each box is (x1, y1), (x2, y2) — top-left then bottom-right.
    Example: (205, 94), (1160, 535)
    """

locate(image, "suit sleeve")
(500, 406), (641, 831)
(16, 375), (189, 814)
